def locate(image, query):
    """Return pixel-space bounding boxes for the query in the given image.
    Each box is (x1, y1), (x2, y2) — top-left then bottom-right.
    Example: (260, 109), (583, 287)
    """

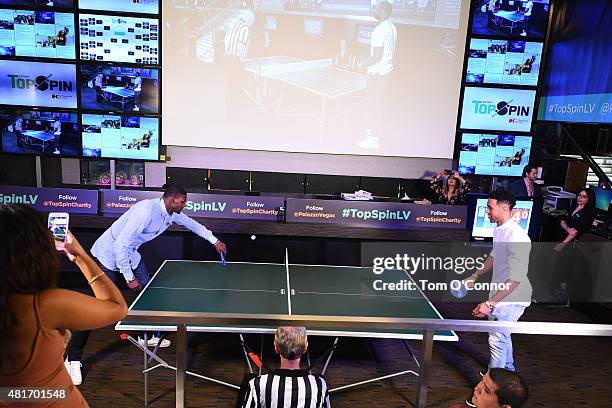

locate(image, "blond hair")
(274, 326), (307, 360)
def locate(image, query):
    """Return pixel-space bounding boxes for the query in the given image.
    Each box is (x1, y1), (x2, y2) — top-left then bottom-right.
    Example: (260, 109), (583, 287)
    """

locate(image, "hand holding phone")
(48, 212), (69, 249)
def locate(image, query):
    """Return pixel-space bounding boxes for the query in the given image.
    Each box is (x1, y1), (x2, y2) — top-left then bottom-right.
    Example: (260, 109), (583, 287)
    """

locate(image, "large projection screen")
(163, 0), (469, 159)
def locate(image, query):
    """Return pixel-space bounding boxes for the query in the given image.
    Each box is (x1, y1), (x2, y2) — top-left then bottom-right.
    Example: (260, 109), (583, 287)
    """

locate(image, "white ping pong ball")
(251, 235), (256, 240)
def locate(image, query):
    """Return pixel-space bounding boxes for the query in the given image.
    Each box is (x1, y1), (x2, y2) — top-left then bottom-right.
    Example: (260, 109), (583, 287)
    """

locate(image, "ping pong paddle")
(220, 251), (226, 266)
(450, 280), (468, 299)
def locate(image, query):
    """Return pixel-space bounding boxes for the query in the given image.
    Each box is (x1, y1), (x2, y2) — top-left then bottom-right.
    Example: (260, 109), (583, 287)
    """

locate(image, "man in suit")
(508, 165), (540, 197)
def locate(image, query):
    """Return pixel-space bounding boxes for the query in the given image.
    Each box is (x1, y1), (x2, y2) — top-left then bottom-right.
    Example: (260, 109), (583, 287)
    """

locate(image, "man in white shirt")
(463, 189), (531, 407)
(466, 189), (531, 368)
(520, 0), (533, 36)
(357, 0), (397, 149)
(65, 185), (227, 385)
(94, 72), (104, 103)
(132, 71), (142, 111)
(14, 114), (24, 146)
(52, 116), (61, 154)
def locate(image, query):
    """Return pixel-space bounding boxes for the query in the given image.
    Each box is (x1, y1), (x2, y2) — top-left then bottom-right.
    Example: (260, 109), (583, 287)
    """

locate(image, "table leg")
(144, 332), (149, 407)
(416, 330), (434, 408)
(176, 323), (187, 408)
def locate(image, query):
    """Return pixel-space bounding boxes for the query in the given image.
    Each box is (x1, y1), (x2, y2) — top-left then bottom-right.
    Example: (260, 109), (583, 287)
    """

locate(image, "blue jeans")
(98, 259), (150, 288)
(487, 304), (527, 372)
(67, 259), (150, 361)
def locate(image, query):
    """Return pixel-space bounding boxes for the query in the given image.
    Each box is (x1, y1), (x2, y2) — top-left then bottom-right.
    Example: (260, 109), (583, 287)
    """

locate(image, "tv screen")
(81, 114), (159, 160)
(0, 60), (77, 108)
(591, 186), (612, 212)
(466, 39), (542, 86)
(78, 14), (159, 65)
(460, 86), (536, 132)
(471, 197), (534, 238)
(0, 9), (75, 59)
(0, 110), (80, 156)
(79, 64), (159, 114)
(0, 0), (74, 8)
(471, 0), (550, 38)
(78, 0), (159, 15)
(458, 133), (532, 176)
(537, 0), (611, 124)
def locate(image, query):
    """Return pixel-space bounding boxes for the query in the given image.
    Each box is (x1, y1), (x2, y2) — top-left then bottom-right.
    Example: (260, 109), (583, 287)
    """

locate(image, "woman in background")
(0, 204), (127, 407)
(430, 169), (472, 205)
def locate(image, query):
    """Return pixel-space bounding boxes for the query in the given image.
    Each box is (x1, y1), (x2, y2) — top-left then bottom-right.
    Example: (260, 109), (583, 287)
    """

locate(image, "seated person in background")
(240, 326), (331, 408)
(450, 368), (529, 408)
(0, 204), (128, 407)
(554, 187), (595, 252)
(508, 165), (540, 197)
(430, 169), (471, 205)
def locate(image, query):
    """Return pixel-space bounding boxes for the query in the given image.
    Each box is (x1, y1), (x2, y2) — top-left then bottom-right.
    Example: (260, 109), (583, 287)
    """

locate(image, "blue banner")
(286, 199), (467, 229)
(0, 185), (98, 214)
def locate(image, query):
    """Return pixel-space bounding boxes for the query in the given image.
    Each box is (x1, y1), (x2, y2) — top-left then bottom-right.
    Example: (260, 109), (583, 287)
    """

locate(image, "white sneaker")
(133, 106), (140, 111)
(520, 30), (527, 37)
(357, 135), (380, 149)
(64, 359), (82, 386)
(138, 335), (171, 348)
(53, 149), (60, 154)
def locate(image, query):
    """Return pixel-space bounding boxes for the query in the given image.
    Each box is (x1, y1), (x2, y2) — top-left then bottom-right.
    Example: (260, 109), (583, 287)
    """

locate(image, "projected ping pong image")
(164, 0), (465, 158)
(471, 0), (550, 38)
(0, 110), (80, 156)
(80, 65), (159, 114)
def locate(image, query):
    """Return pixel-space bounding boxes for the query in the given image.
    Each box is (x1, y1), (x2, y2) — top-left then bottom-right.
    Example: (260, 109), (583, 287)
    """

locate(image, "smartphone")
(48, 212), (69, 248)
(444, 169), (453, 176)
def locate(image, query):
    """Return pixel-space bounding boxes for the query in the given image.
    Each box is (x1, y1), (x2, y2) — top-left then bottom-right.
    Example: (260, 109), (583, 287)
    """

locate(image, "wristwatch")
(485, 301), (494, 310)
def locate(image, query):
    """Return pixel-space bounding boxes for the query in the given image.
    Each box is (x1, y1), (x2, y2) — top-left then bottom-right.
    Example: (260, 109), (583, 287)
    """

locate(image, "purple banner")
(102, 190), (284, 221)
(285, 198), (467, 229)
(0, 185), (98, 214)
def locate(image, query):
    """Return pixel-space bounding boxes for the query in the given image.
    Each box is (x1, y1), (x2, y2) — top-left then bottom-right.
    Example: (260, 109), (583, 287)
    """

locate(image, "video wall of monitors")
(454, 1), (549, 176)
(0, 0), (161, 160)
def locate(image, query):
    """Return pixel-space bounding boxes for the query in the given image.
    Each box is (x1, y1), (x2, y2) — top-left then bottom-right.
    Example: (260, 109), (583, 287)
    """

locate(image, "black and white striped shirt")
(224, 19), (249, 59)
(242, 369), (331, 408)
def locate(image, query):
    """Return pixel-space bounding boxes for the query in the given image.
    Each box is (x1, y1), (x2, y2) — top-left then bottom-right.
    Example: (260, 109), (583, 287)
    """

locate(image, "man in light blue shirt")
(65, 185), (227, 386)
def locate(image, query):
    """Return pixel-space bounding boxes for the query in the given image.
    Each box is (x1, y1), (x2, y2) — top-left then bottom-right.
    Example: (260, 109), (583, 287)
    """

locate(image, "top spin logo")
(0, 61), (77, 108)
(461, 87), (536, 132)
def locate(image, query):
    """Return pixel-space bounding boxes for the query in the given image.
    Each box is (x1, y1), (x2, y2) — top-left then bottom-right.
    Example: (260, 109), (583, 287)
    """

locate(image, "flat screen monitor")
(79, 64), (159, 114)
(471, 0), (550, 38)
(78, 0), (159, 15)
(466, 39), (542, 86)
(468, 195), (541, 240)
(0, 109), (80, 156)
(591, 186), (612, 212)
(460, 86), (536, 132)
(81, 113), (159, 160)
(458, 133), (532, 176)
(0, 60), (77, 108)
(0, 0), (74, 8)
(78, 14), (159, 65)
(0, 9), (75, 59)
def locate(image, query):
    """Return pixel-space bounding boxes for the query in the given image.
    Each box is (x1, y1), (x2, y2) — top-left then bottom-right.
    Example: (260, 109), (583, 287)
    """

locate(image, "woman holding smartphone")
(0, 204), (127, 407)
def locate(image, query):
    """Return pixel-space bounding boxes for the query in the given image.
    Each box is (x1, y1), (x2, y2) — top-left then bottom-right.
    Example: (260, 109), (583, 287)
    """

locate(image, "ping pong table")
(100, 86), (136, 110)
(21, 130), (55, 152)
(492, 10), (525, 34)
(244, 56), (367, 136)
(116, 259), (456, 406)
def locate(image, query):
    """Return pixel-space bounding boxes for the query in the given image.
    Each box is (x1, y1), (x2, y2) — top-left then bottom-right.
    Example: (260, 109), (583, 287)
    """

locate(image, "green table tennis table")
(116, 259), (457, 406)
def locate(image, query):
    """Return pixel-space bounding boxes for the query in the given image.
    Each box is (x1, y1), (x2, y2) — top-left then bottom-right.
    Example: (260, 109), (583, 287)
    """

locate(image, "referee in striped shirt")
(241, 327), (331, 408)
(224, 4), (255, 117)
